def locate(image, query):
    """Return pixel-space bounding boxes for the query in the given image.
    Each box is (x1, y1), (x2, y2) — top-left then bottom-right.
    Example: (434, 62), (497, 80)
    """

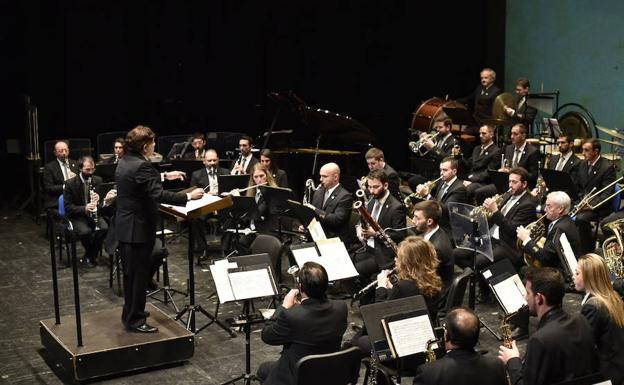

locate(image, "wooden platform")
(39, 303), (194, 381)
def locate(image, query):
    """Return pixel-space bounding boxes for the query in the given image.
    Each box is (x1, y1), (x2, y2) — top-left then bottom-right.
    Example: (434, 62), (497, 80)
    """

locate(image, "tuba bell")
(602, 219), (624, 279)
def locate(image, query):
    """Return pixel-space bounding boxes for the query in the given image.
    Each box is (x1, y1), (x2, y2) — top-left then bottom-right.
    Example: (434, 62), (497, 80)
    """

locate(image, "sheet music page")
(292, 245), (321, 267)
(307, 218), (327, 241)
(492, 275), (527, 314)
(316, 238), (359, 281)
(559, 232), (578, 278)
(161, 194), (222, 216)
(387, 314), (435, 357)
(209, 259), (238, 303)
(228, 268), (276, 300)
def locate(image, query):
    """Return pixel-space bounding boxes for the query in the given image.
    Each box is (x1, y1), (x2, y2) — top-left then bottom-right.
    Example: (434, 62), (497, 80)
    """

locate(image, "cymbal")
(491, 92), (515, 125)
(596, 125), (624, 140)
(598, 138), (624, 148)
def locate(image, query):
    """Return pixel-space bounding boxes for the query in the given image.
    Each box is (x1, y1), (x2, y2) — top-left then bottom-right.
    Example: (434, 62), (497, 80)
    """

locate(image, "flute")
(353, 267), (397, 299)
(221, 181), (268, 196)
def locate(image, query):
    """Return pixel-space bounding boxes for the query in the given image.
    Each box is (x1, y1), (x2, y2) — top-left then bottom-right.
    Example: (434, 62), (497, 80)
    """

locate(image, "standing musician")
(574, 254), (624, 385)
(43, 140), (79, 210)
(498, 267), (597, 385)
(504, 77), (537, 130)
(575, 138), (617, 254)
(461, 124), (501, 202)
(102, 137), (125, 164)
(409, 200), (454, 291)
(63, 156), (116, 265)
(230, 135), (258, 175)
(364, 147), (401, 200)
(474, 123), (539, 204)
(354, 169), (406, 283)
(457, 67), (501, 133)
(182, 132), (207, 160)
(304, 162), (353, 242)
(414, 307), (508, 385)
(259, 149), (289, 188)
(115, 125), (204, 333)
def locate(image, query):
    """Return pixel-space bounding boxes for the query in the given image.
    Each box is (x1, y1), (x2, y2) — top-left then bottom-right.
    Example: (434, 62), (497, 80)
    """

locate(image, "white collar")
(326, 183), (340, 197)
(423, 225), (440, 241)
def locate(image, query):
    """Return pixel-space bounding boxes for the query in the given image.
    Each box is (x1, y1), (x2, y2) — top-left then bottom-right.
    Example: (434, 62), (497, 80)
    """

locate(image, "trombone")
(571, 176), (624, 215)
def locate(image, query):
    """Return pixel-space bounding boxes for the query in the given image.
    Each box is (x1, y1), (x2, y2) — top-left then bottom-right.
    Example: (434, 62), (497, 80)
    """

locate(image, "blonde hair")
(246, 163), (277, 197)
(578, 253), (624, 327)
(396, 236), (442, 298)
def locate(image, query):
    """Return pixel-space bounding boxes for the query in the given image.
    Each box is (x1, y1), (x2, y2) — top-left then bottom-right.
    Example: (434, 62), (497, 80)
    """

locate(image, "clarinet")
(234, 154), (244, 175)
(87, 178), (100, 231)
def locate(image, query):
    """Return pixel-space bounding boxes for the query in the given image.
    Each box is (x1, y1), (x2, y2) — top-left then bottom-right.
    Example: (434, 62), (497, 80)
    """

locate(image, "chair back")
(613, 183), (622, 212)
(442, 267), (472, 311)
(250, 234), (283, 280)
(58, 195), (66, 217)
(295, 346), (362, 385)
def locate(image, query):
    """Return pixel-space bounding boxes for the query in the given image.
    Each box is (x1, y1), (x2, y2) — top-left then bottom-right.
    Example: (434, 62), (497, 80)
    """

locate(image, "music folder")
(159, 191), (234, 221)
(258, 185), (293, 215)
(286, 199), (319, 225)
(540, 168), (578, 201)
(218, 175), (249, 194)
(289, 238), (358, 281)
(209, 253), (278, 303)
(481, 259), (527, 315)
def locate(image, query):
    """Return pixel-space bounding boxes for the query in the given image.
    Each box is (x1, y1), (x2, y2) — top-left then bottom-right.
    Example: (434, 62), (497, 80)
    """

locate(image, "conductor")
(115, 125), (204, 333)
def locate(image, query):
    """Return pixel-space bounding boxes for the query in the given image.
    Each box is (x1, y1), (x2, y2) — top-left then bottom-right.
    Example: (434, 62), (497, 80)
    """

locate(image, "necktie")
(62, 162), (70, 181)
(587, 162), (593, 176)
(371, 199), (382, 221)
(322, 189), (331, 208)
(255, 189), (261, 203)
(547, 221), (555, 234)
(555, 156), (565, 171)
(436, 182), (448, 200)
(479, 145), (487, 157)
(512, 149), (521, 167)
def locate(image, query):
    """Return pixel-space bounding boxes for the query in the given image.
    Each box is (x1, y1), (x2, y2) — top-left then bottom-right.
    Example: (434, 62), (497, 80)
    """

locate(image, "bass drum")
(554, 103), (596, 139)
(411, 97), (467, 132)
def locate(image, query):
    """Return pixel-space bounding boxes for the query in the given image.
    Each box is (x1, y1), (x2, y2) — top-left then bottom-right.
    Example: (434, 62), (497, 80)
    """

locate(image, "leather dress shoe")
(129, 323), (158, 333)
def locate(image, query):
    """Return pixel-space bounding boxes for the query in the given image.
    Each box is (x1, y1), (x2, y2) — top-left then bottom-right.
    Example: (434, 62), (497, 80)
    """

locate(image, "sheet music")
(316, 238), (359, 281)
(492, 275), (527, 314)
(387, 314), (435, 357)
(228, 268), (276, 300)
(292, 244), (321, 266)
(209, 259), (239, 303)
(559, 232), (578, 278)
(161, 194), (223, 216)
(307, 218), (327, 241)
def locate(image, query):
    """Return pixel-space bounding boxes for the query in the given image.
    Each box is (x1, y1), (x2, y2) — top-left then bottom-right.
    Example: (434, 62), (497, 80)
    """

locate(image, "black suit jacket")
(510, 96), (537, 128)
(114, 152), (187, 244)
(182, 148), (206, 160)
(427, 134), (458, 162)
(190, 166), (229, 191)
(311, 184), (353, 241)
(365, 193), (406, 268)
(43, 158), (79, 209)
(489, 192), (537, 248)
(464, 143), (501, 183)
(272, 168), (289, 188)
(504, 143), (540, 186)
(522, 215), (580, 268)
(581, 296), (624, 385)
(428, 228), (454, 290)
(547, 153), (581, 185)
(261, 299), (348, 385)
(63, 174), (109, 219)
(430, 178), (468, 228)
(376, 279), (439, 319)
(414, 348), (508, 385)
(383, 163), (402, 200)
(458, 84), (502, 122)
(230, 155), (259, 175)
(506, 308), (597, 385)
(577, 156), (617, 215)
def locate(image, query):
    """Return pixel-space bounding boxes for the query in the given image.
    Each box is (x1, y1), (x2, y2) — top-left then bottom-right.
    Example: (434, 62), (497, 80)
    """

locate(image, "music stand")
(259, 185), (293, 239)
(487, 170), (510, 194)
(219, 175), (250, 193)
(541, 168), (579, 201)
(167, 141), (190, 159)
(290, 238), (358, 282)
(159, 193), (235, 336)
(94, 163), (117, 183)
(221, 196), (259, 254)
(285, 199), (319, 241)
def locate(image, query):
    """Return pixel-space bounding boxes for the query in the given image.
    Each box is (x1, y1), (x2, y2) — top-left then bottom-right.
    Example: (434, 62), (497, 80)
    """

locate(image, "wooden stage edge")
(39, 303), (195, 381)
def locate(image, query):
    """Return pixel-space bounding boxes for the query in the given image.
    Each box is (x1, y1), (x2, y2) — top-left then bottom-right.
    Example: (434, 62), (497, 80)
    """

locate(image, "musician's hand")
(85, 202), (97, 213)
(504, 107), (515, 117)
(189, 188), (204, 200)
(90, 192), (100, 205)
(463, 180), (472, 187)
(416, 185), (429, 197)
(303, 203), (317, 211)
(377, 270), (393, 289)
(498, 339), (519, 364)
(499, 167), (510, 173)
(229, 188), (241, 197)
(423, 139), (435, 150)
(483, 197), (498, 213)
(104, 189), (116, 205)
(165, 170), (186, 181)
(232, 164), (244, 174)
(356, 226), (364, 242)
(452, 146), (462, 156)
(362, 227), (377, 239)
(282, 289), (300, 309)
(516, 226), (530, 242)
(530, 187), (538, 197)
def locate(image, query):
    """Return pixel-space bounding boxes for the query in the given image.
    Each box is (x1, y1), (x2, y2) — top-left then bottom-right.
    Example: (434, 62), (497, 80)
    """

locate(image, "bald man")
(43, 141), (80, 210)
(304, 163), (353, 241)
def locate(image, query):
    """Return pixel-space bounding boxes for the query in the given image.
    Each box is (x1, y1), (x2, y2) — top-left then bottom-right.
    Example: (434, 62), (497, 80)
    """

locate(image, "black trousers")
(71, 216), (108, 260)
(119, 239), (155, 329)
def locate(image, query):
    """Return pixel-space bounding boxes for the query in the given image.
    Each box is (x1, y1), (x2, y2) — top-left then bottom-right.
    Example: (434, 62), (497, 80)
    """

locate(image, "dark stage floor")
(0, 211), (584, 384)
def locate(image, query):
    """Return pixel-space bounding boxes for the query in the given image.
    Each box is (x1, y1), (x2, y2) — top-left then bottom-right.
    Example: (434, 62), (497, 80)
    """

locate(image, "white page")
(161, 194), (223, 216)
(228, 269), (276, 300)
(307, 218), (327, 241)
(559, 232), (578, 278)
(292, 245), (321, 267)
(387, 314), (435, 357)
(316, 238), (358, 281)
(209, 260), (238, 303)
(492, 275), (527, 314)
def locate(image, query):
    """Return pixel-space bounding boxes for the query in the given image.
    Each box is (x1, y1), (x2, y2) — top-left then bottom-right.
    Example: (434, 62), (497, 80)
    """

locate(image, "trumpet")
(470, 189), (512, 219)
(571, 177), (624, 215)
(353, 267), (397, 299)
(404, 176), (443, 217)
(302, 179), (319, 205)
(408, 131), (440, 154)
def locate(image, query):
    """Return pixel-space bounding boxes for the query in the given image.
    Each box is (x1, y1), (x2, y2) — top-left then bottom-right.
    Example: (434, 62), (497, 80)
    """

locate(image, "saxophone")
(520, 213), (547, 267)
(602, 219), (624, 279)
(500, 306), (526, 348)
(470, 189), (512, 219)
(404, 176), (443, 217)
(425, 338), (440, 363)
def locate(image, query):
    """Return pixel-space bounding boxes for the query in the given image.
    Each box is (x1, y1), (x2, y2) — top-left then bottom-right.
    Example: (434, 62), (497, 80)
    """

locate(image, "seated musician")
(503, 77), (537, 129)
(230, 135), (259, 175)
(304, 162), (353, 242)
(408, 116), (459, 190)
(102, 137), (125, 164)
(413, 307), (508, 385)
(363, 147), (402, 199)
(461, 124), (501, 202)
(474, 123), (539, 204)
(257, 262), (348, 385)
(351, 236), (442, 356)
(574, 253), (624, 385)
(182, 132), (207, 160)
(43, 140), (79, 210)
(353, 169), (406, 291)
(63, 156), (116, 265)
(498, 267), (598, 385)
(457, 68), (501, 136)
(259, 149), (288, 188)
(415, 156), (468, 230)
(575, 138), (617, 254)
(409, 200), (454, 291)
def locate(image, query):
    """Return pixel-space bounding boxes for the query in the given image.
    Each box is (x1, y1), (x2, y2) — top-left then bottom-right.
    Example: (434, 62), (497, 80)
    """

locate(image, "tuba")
(602, 219), (624, 279)
(470, 189), (512, 219)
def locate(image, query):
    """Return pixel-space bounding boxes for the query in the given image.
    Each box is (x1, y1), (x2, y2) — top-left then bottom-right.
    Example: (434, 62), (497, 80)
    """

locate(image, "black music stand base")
(147, 257), (187, 313)
(175, 302), (236, 337)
